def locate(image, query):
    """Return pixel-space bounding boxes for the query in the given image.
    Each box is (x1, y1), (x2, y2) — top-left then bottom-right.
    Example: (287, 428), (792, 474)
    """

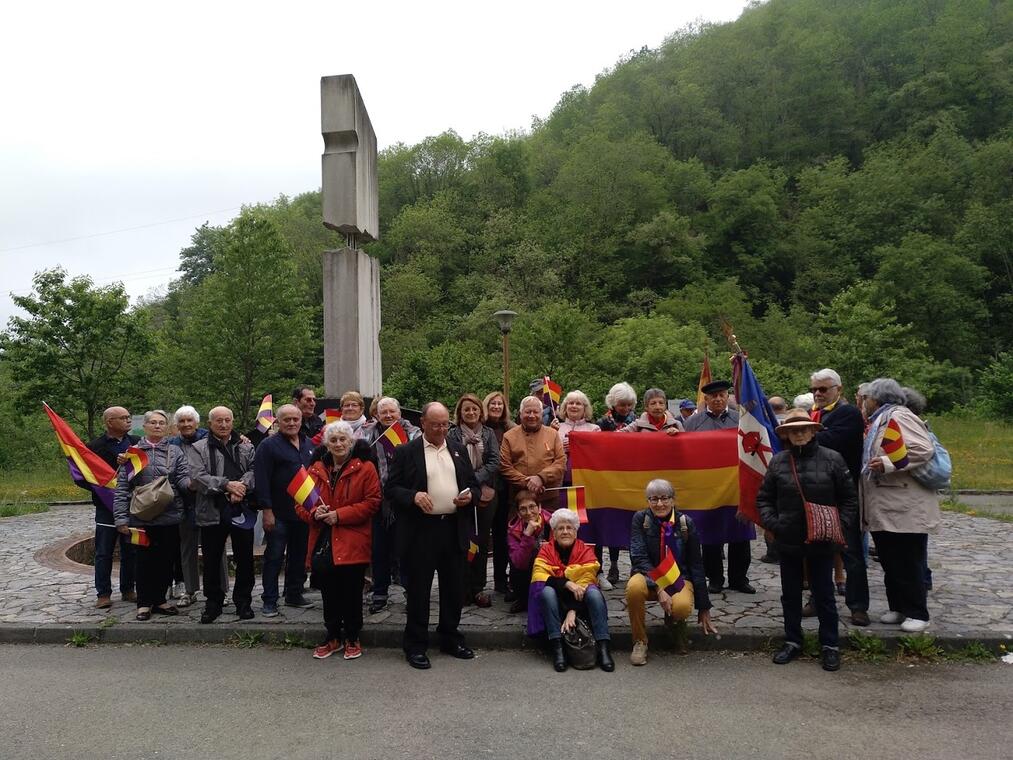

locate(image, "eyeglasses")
(647, 496), (673, 504)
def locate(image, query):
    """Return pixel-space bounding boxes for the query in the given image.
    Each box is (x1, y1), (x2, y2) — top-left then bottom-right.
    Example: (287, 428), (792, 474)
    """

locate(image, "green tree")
(1, 268), (154, 437)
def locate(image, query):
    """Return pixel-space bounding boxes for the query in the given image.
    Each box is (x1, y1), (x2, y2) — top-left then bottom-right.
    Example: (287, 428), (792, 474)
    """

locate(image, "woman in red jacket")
(297, 420), (382, 660)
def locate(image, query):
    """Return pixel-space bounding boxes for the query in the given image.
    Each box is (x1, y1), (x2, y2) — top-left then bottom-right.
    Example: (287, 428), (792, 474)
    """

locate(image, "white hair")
(519, 395), (544, 411)
(376, 396), (401, 411)
(605, 382), (637, 408)
(144, 409), (169, 424)
(549, 508), (580, 531)
(322, 420), (355, 440)
(173, 405), (200, 424)
(792, 393), (814, 412)
(810, 368), (842, 387)
(645, 479), (675, 499)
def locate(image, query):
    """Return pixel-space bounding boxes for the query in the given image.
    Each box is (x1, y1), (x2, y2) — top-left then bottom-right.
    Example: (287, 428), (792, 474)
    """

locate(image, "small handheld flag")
(96, 523), (150, 547)
(256, 394), (275, 434)
(467, 537), (479, 563)
(378, 421), (409, 457)
(43, 403), (117, 509)
(324, 409), (340, 425)
(539, 376), (562, 410)
(563, 485), (588, 525)
(882, 419), (910, 469)
(286, 467), (321, 510)
(648, 552), (684, 595)
(123, 446), (149, 482)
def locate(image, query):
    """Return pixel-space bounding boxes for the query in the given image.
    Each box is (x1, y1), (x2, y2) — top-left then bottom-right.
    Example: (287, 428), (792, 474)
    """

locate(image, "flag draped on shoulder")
(732, 353), (782, 525)
(43, 403), (117, 509)
(255, 394), (275, 434)
(881, 418), (910, 469)
(286, 466), (321, 510)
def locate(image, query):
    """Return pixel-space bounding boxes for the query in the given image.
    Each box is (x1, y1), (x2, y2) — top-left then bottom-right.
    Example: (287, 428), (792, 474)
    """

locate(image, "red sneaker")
(343, 641), (363, 660)
(313, 639), (343, 659)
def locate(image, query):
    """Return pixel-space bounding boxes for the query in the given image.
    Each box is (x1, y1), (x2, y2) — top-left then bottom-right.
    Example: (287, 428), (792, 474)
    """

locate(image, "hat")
(774, 408), (824, 436)
(679, 399), (696, 410)
(700, 380), (732, 395)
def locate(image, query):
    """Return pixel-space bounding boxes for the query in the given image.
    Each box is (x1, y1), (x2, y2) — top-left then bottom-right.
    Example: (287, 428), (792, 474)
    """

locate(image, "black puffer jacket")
(757, 438), (858, 555)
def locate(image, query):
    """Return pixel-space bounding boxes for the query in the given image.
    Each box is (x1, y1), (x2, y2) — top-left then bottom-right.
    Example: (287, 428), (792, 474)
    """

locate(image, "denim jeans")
(539, 585), (610, 642)
(94, 523), (136, 598)
(842, 521), (869, 612)
(261, 518), (308, 606)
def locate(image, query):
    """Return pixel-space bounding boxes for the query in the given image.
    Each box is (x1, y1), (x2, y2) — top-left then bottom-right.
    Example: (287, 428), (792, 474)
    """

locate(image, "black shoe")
(285, 596), (314, 609)
(822, 647), (841, 672)
(439, 643), (475, 660)
(759, 553), (778, 564)
(236, 605), (255, 620)
(503, 588), (518, 603)
(199, 604), (222, 625)
(729, 582), (756, 594)
(597, 641), (615, 672)
(508, 599), (527, 614)
(367, 599), (387, 614)
(406, 652), (431, 670)
(707, 581), (723, 594)
(772, 643), (801, 665)
(551, 640), (567, 672)
(607, 569), (620, 587)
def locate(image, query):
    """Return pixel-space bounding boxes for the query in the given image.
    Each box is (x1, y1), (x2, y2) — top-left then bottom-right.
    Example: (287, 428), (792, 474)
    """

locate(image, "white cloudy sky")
(0, 0), (751, 326)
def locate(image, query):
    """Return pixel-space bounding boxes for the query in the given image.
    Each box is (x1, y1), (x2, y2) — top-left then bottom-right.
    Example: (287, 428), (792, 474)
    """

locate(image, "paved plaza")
(1, 502), (1011, 647)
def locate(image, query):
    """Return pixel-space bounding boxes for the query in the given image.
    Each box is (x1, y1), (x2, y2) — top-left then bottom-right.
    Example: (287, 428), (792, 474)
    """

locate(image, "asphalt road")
(2, 645), (1009, 760)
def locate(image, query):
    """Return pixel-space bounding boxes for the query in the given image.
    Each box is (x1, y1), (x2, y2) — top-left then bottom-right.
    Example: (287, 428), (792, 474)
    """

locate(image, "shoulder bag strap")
(788, 453), (808, 503)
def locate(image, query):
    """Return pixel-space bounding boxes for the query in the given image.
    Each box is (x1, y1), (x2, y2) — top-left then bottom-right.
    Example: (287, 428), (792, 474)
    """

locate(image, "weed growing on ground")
(898, 633), (943, 661)
(233, 631), (265, 649)
(847, 630), (887, 662)
(272, 633), (312, 650)
(67, 631), (97, 647)
(801, 632), (821, 658)
(951, 641), (997, 662)
(99, 616), (117, 629)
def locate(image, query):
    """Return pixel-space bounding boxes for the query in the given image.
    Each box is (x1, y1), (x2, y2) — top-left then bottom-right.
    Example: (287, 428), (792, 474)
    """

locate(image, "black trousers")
(136, 524), (180, 609)
(201, 523), (254, 608)
(491, 481), (510, 589)
(872, 531), (929, 621)
(318, 563), (367, 643)
(780, 551), (838, 648)
(465, 497), (497, 597)
(702, 541), (751, 587)
(403, 516), (465, 655)
(509, 560), (534, 610)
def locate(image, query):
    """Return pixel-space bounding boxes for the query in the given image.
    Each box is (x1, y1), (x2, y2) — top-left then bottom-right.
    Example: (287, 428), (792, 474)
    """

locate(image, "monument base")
(323, 247), (382, 398)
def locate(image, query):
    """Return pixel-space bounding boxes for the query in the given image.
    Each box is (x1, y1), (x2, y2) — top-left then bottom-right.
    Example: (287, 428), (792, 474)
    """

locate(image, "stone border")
(33, 531), (93, 576)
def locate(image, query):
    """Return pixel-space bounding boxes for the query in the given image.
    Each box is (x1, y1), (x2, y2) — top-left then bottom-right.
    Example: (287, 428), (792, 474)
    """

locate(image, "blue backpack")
(910, 424), (952, 491)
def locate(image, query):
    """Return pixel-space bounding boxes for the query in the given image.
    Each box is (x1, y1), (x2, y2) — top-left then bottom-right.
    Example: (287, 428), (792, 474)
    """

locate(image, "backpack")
(910, 424), (952, 491)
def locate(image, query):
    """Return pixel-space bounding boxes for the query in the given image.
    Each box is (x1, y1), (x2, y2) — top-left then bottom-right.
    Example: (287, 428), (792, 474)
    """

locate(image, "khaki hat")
(775, 408), (824, 436)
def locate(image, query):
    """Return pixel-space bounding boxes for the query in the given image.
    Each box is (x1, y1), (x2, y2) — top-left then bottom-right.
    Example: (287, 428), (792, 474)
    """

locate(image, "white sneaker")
(597, 572), (613, 591)
(901, 618), (930, 633)
(170, 582), (185, 600)
(630, 641), (648, 666)
(879, 610), (904, 624)
(177, 593), (192, 608)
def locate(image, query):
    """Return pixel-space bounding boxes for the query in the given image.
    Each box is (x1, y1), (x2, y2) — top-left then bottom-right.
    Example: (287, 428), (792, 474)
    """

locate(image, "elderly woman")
(339, 391), (369, 439)
(528, 509), (614, 672)
(622, 388), (683, 434)
(499, 396), (567, 514)
(861, 378), (940, 633)
(168, 405), (227, 608)
(483, 391), (516, 595)
(757, 408), (858, 672)
(298, 421), (382, 660)
(626, 479), (716, 666)
(359, 396), (419, 614)
(596, 382), (638, 432)
(506, 489), (551, 613)
(448, 393), (502, 608)
(113, 410), (191, 621)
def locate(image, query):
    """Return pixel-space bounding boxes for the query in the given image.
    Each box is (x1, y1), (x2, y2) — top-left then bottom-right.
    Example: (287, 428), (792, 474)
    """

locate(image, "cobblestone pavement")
(1, 503), (1011, 643)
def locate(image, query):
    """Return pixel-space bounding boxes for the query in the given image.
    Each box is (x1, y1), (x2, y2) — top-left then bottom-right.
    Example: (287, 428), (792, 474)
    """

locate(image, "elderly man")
(254, 403), (316, 616)
(683, 380), (753, 594)
(387, 402), (479, 670)
(360, 396), (421, 613)
(499, 396), (567, 513)
(84, 406), (139, 608)
(809, 368), (870, 626)
(626, 479), (716, 665)
(191, 406), (257, 623)
(293, 385), (323, 441)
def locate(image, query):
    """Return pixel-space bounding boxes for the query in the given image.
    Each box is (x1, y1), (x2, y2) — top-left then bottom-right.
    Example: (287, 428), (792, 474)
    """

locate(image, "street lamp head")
(493, 310), (517, 335)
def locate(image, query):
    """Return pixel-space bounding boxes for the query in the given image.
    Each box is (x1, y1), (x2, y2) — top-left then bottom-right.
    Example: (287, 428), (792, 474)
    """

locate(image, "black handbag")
(561, 615), (597, 670)
(310, 527), (333, 581)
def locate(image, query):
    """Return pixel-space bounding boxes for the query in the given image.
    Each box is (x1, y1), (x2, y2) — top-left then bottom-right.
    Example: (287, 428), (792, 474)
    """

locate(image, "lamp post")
(493, 310), (517, 406)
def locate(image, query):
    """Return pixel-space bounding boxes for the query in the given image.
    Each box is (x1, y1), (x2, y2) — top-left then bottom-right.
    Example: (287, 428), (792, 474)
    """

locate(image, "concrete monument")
(321, 75), (382, 398)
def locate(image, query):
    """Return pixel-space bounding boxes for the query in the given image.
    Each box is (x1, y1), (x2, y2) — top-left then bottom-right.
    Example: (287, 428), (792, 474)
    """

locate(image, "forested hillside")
(3, 0), (1011, 466)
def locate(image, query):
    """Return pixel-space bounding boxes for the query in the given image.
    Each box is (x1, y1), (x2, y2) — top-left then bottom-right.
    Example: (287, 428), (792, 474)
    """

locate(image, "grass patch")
(270, 633), (313, 650)
(801, 632), (821, 658)
(847, 630), (887, 662)
(0, 502), (50, 518)
(232, 631), (265, 649)
(0, 466), (82, 504)
(950, 641), (997, 663)
(931, 415), (1013, 491)
(941, 499), (1013, 524)
(66, 631), (98, 648)
(897, 633), (943, 661)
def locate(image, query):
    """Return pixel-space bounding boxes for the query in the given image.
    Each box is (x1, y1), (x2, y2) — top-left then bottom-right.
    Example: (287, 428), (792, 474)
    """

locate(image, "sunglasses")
(809, 386), (833, 394)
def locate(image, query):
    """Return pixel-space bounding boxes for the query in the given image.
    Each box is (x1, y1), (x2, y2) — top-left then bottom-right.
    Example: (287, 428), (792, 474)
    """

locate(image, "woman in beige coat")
(860, 378), (940, 633)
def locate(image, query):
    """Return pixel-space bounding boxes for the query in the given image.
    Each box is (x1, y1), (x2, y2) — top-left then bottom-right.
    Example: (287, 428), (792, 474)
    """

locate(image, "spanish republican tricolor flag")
(540, 376), (562, 407)
(286, 466), (321, 510)
(467, 537), (479, 563)
(126, 527), (150, 547)
(256, 394), (275, 434)
(324, 409), (341, 425)
(378, 421), (409, 458)
(569, 429), (751, 547)
(123, 446), (149, 482)
(649, 552), (684, 595)
(881, 418), (910, 469)
(43, 403), (117, 509)
(561, 485), (589, 524)
(696, 352), (712, 409)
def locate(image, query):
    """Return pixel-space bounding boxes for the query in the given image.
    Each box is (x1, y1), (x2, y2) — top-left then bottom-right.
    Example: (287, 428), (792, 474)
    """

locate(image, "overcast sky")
(0, 0), (751, 326)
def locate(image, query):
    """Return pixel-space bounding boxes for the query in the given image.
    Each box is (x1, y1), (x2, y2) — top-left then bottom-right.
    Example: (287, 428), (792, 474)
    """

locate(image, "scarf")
(862, 403), (896, 475)
(459, 423), (485, 471)
(346, 415), (367, 435)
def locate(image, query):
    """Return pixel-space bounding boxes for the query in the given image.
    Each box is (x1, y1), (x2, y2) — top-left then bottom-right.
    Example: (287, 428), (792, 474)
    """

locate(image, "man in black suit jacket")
(387, 401), (479, 670)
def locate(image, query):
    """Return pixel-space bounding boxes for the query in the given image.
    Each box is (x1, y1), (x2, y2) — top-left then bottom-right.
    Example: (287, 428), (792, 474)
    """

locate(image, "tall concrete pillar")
(323, 247), (382, 398)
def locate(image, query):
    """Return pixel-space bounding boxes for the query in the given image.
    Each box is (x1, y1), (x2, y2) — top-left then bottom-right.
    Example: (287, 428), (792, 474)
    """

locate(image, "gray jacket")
(113, 438), (190, 527)
(191, 434), (256, 527)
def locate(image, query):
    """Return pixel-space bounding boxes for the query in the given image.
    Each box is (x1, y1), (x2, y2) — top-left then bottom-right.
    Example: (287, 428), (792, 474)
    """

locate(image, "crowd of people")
(86, 366), (941, 673)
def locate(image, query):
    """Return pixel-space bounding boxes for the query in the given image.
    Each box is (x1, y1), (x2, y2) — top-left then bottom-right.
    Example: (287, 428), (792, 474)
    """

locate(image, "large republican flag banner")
(569, 429), (754, 548)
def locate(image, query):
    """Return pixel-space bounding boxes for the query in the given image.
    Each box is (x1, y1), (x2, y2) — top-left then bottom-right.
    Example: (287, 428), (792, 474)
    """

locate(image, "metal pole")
(502, 332), (511, 407)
